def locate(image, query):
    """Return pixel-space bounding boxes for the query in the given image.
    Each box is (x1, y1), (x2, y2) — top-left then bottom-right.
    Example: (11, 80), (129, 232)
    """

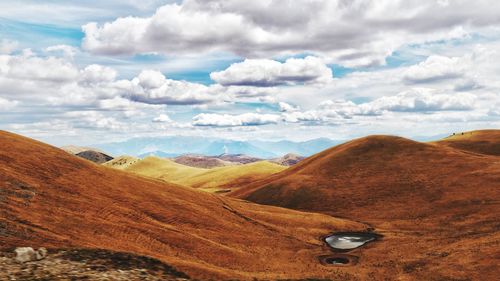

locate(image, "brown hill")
(231, 135), (500, 280)
(217, 153), (261, 164)
(0, 130), (368, 280)
(173, 154), (236, 168)
(435, 129), (500, 156)
(270, 153), (305, 166)
(76, 150), (114, 164)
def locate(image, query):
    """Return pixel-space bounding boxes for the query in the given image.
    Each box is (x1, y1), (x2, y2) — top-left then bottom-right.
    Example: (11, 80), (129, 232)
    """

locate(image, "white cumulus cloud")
(404, 55), (468, 83)
(210, 56), (333, 86)
(45, 45), (78, 59)
(282, 88), (477, 124)
(63, 111), (125, 130)
(0, 97), (18, 110)
(370, 88), (476, 112)
(192, 112), (281, 127)
(80, 64), (117, 85)
(0, 50), (79, 83)
(82, 0), (500, 67)
(152, 114), (172, 123)
(278, 102), (300, 112)
(125, 70), (221, 105)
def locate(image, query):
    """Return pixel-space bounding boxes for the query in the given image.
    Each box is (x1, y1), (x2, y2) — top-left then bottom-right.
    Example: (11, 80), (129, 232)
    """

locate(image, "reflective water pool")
(324, 256), (350, 264)
(318, 254), (359, 266)
(324, 232), (380, 251)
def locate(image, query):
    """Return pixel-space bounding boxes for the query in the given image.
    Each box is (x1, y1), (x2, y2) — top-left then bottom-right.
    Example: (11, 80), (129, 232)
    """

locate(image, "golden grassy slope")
(0, 130), (368, 280)
(116, 156), (286, 192)
(231, 134), (500, 280)
(434, 129), (500, 156)
(183, 161), (287, 190)
(102, 155), (140, 170)
(121, 156), (207, 183)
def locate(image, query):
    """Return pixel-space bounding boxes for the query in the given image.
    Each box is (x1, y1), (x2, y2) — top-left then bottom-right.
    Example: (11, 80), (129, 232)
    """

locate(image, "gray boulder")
(35, 247), (47, 260)
(14, 247), (47, 262)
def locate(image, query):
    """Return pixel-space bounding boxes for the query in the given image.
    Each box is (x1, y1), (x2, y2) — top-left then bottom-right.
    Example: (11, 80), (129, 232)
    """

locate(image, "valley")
(0, 130), (499, 280)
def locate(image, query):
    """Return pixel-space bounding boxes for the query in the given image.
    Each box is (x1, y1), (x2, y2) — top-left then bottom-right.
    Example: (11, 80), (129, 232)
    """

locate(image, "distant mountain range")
(93, 136), (341, 158)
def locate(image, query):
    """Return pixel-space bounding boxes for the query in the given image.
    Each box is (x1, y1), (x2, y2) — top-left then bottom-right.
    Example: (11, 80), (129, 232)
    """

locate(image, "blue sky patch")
(0, 17), (83, 48)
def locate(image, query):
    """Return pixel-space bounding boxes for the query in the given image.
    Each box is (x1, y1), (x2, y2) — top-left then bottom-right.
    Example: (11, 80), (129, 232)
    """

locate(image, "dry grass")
(113, 156), (286, 192)
(182, 161), (286, 189)
(0, 130), (367, 280)
(4, 129), (499, 280)
(434, 129), (500, 156)
(123, 156), (207, 181)
(103, 155), (140, 170)
(231, 132), (500, 280)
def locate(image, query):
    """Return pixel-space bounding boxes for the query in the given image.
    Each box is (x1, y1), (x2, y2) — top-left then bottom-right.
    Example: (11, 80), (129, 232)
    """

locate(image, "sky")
(1, 0), (500, 146)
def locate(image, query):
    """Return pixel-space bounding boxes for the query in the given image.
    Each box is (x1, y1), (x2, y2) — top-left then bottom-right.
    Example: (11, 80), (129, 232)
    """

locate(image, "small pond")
(324, 232), (380, 251)
(325, 256), (350, 264)
(318, 254), (359, 266)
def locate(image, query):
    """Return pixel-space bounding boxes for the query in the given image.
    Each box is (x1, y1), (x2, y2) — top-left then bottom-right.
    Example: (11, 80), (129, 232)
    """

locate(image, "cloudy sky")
(1, 0), (500, 145)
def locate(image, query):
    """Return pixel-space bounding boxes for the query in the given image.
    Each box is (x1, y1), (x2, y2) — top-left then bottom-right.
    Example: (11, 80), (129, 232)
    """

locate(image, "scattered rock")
(15, 247), (47, 262)
(36, 247), (47, 260)
(2, 248), (190, 280)
(15, 247), (36, 263)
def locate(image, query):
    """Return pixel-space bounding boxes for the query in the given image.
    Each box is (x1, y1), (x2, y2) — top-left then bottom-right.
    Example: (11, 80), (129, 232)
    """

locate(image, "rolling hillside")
(173, 154), (236, 168)
(61, 145), (114, 164)
(102, 155), (140, 170)
(112, 156), (286, 192)
(435, 129), (500, 156)
(270, 153), (305, 166)
(216, 153), (262, 164)
(231, 133), (500, 280)
(121, 156), (207, 183)
(182, 161), (287, 191)
(76, 150), (114, 164)
(0, 130), (368, 280)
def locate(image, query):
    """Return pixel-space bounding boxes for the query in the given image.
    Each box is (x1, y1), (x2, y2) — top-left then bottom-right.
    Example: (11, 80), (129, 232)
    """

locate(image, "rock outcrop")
(14, 247), (47, 263)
